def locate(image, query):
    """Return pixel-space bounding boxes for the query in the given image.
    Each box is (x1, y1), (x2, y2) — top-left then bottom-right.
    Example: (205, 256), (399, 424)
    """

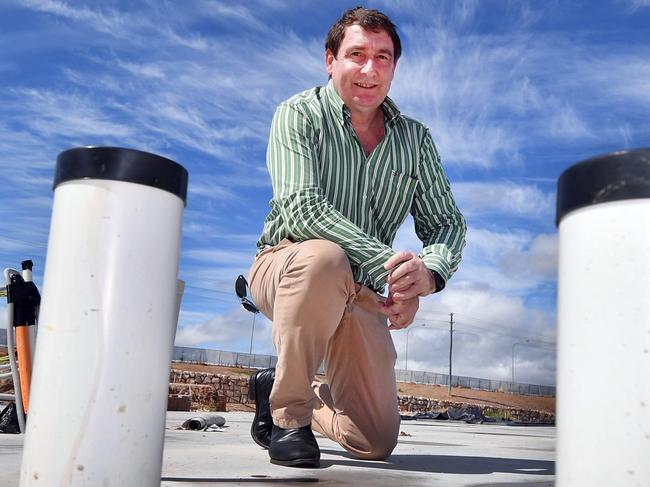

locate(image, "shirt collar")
(325, 80), (401, 126)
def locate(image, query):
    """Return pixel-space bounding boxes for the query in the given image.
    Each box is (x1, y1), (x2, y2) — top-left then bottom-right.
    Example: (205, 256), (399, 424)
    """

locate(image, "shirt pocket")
(371, 169), (418, 229)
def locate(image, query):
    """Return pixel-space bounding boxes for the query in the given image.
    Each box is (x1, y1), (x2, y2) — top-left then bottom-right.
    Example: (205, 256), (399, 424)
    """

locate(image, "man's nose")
(360, 59), (377, 75)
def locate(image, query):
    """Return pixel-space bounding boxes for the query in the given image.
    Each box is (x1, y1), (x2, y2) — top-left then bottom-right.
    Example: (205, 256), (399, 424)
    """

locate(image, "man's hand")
(378, 293), (419, 330)
(384, 251), (436, 301)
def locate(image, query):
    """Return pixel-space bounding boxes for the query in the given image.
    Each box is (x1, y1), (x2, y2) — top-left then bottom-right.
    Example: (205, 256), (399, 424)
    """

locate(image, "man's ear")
(325, 48), (335, 76)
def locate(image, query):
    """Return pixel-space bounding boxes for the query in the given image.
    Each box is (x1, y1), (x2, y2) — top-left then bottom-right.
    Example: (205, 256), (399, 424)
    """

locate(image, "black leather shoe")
(249, 368), (275, 449)
(269, 424), (320, 468)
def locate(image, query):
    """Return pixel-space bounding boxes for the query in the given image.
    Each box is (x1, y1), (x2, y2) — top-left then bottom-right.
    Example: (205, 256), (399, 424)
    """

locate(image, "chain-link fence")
(172, 346), (280, 370)
(1, 325), (555, 397)
(0, 333), (556, 397)
(394, 368), (555, 396)
(173, 345), (555, 397)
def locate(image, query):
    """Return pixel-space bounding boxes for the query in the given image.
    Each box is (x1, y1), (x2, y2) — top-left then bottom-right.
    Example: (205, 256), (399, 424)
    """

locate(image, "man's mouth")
(354, 82), (378, 89)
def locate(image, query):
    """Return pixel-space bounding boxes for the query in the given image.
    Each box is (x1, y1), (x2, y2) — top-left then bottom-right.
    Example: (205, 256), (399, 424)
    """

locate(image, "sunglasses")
(235, 275), (259, 314)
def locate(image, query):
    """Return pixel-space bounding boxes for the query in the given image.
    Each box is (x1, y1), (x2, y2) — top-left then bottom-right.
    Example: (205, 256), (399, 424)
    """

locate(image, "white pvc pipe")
(20, 147), (187, 487)
(3, 268), (26, 433)
(556, 149), (650, 486)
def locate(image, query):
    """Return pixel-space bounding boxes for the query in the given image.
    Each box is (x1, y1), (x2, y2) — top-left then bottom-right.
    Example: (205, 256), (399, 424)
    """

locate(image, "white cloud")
(622, 0), (650, 12)
(393, 215), (557, 293)
(115, 61), (166, 80)
(175, 306), (273, 353)
(197, 1), (271, 33)
(7, 88), (133, 140)
(458, 228), (557, 293)
(22, 0), (210, 50)
(453, 181), (555, 219)
(385, 3), (650, 167)
(379, 214), (557, 384)
(499, 233), (558, 282)
(188, 182), (238, 202)
(546, 101), (593, 140)
(391, 280), (556, 385)
(183, 249), (254, 266)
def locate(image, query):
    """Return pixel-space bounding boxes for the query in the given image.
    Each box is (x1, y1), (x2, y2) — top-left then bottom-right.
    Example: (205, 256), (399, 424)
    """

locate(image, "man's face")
(326, 24), (397, 117)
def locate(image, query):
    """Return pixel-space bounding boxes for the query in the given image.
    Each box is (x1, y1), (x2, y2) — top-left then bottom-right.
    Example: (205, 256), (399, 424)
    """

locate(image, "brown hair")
(325, 6), (402, 61)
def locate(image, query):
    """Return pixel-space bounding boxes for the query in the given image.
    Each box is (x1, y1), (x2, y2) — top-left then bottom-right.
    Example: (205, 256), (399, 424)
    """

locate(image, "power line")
(417, 311), (556, 344)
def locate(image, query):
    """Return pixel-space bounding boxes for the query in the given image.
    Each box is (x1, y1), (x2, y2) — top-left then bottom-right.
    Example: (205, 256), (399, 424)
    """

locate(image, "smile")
(354, 82), (377, 89)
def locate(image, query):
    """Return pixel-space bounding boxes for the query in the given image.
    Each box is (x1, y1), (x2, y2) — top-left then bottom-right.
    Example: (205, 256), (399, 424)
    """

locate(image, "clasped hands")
(378, 251), (436, 330)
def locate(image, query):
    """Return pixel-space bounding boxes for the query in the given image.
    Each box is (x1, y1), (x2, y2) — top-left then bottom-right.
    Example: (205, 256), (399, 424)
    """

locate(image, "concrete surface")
(0, 411), (555, 486)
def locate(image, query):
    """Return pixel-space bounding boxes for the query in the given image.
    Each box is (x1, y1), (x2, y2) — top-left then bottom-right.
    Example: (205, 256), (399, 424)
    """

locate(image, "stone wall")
(169, 369), (554, 422)
(168, 369), (250, 411)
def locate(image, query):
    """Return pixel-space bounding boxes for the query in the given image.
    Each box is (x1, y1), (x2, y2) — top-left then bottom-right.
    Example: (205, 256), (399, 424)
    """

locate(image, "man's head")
(325, 7), (401, 117)
(325, 7), (401, 63)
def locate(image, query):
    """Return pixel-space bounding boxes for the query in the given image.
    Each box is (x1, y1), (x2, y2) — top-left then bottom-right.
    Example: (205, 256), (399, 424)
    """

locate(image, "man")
(247, 7), (466, 468)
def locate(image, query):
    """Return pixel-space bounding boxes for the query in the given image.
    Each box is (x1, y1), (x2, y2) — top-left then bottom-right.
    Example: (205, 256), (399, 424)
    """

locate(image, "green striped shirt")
(257, 81), (466, 293)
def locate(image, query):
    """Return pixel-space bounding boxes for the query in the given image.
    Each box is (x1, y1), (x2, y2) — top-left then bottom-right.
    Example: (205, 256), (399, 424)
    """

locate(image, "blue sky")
(1, 0), (649, 386)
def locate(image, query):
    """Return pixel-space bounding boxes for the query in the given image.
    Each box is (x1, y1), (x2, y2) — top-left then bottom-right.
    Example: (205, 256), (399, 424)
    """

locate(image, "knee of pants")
(337, 419), (399, 461)
(296, 240), (352, 286)
(355, 431), (398, 461)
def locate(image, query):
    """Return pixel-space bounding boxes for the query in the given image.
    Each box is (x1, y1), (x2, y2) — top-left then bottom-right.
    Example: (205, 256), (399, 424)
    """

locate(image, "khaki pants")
(248, 239), (400, 460)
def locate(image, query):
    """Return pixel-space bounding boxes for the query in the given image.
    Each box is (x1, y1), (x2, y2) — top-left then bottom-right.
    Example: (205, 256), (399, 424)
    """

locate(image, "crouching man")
(247, 6), (466, 468)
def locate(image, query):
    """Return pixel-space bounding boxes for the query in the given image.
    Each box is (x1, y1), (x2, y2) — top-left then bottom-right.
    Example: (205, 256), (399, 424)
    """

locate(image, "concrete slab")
(0, 411), (555, 486)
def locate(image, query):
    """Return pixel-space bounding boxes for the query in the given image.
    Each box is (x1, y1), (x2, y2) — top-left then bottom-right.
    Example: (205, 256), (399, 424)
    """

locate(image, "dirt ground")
(170, 362), (556, 414)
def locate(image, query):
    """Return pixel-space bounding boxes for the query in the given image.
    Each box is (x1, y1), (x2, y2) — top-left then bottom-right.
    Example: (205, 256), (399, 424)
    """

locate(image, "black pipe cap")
(556, 148), (650, 226)
(54, 147), (189, 206)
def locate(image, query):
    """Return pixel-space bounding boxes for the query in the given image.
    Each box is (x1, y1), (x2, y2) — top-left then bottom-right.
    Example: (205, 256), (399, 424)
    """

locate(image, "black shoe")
(249, 368), (275, 449)
(269, 424), (320, 468)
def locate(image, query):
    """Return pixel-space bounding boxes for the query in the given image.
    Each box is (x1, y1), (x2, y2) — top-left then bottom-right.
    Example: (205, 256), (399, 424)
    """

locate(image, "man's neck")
(349, 107), (383, 133)
(350, 108), (386, 156)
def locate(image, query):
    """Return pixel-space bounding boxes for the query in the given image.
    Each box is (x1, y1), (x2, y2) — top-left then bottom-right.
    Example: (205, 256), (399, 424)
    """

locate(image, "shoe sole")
(270, 457), (320, 468)
(249, 372), (270, 450)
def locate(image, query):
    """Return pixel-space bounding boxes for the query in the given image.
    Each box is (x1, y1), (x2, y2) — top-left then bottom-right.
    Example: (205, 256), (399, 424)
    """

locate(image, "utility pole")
(448, 312), (454, 396)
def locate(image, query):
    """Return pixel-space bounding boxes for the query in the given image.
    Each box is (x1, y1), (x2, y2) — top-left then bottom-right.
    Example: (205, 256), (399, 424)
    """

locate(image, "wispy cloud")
(196, 1), (271, 33)
(184, 249), (254, 266)
(622, 0), (650, 12)
(453, 181), (554, 219)
(4, 9), (324, 167)
(22, 0), (210, 50)
(387, 2), (650, 167)
(7, 88), (133, 140)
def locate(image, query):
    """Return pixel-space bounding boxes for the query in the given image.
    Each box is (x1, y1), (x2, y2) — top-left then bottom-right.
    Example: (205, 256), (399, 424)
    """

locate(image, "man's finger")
(378, 300), (400, 316)
(388, 272), (415, 292)
(391, 288), (421, 302)
(384, 251), (415, 271)
(387, 259), (416, 283)
(388, 315), (408, 330)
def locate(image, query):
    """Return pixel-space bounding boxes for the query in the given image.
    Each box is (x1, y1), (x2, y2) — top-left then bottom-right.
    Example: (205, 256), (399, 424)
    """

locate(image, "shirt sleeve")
(267, 101), (396, 290)
(412, 129), (467, 285)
